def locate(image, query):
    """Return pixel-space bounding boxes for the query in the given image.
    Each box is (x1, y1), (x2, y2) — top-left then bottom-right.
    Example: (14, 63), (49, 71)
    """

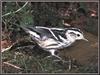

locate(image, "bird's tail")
(12, 24), (35, 33)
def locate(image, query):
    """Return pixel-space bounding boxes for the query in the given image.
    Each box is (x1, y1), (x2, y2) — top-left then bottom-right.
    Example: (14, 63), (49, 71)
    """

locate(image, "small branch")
(2, 2), (28, 17)
(62, 20), (71, 27)
(3, 62), (22, 70)
(1, 45), (13, 53)
(1, 41), (16, 53)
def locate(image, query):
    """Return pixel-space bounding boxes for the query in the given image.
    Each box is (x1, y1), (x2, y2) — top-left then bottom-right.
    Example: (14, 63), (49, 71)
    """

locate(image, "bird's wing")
(50, 27), (65, 31)
(21, 26), (67, 42)
(35, 26), (60, 40)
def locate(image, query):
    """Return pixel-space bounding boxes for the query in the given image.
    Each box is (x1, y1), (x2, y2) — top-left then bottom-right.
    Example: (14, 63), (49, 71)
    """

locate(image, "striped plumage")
(21, 26), (88, 59)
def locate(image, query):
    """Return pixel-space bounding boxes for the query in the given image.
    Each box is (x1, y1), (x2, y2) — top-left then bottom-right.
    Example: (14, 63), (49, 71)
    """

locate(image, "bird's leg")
(44, 49), (62, 61)
(49, 49), (63, 61)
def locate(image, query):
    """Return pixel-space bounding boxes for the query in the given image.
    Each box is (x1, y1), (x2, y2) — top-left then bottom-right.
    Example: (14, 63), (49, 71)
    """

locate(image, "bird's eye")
(77, 34), (80, 37)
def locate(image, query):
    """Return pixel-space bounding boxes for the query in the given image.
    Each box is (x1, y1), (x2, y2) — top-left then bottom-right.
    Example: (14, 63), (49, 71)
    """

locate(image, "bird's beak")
(83, 38), (88, 41)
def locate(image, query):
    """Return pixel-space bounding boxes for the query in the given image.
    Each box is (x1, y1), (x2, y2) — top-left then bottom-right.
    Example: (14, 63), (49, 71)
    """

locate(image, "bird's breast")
(37, 38), (72, 49)
(38, 38), (58, 48)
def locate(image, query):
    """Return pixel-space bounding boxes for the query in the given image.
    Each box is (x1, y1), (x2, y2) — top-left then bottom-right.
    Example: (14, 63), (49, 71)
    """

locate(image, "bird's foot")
(44, 55), (66, 62)
(43, 55), (62, 61)
(43, 55), (53, 60)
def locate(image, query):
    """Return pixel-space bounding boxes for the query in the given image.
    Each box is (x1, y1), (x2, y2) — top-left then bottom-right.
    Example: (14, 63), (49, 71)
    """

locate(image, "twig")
(3, 62), (22, 70)
(1, 40), (19, 53)
(2, 2), (28, 17)
(62, 20), (71, 27)
(1, 45), (13, 53)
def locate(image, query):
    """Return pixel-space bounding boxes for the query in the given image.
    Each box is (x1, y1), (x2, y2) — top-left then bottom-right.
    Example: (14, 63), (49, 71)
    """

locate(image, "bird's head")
(65, 28), (88, 41)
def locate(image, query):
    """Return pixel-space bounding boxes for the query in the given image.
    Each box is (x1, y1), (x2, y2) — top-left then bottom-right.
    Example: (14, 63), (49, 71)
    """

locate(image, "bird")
(20, 26), (88, 61)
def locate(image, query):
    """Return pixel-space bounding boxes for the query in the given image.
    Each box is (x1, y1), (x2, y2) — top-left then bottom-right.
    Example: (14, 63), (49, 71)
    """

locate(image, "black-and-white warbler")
(21, 26), (88, 60)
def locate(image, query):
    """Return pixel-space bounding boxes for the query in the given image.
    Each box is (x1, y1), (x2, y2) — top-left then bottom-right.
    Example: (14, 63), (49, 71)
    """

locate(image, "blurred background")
(2, 2), (98, 73)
